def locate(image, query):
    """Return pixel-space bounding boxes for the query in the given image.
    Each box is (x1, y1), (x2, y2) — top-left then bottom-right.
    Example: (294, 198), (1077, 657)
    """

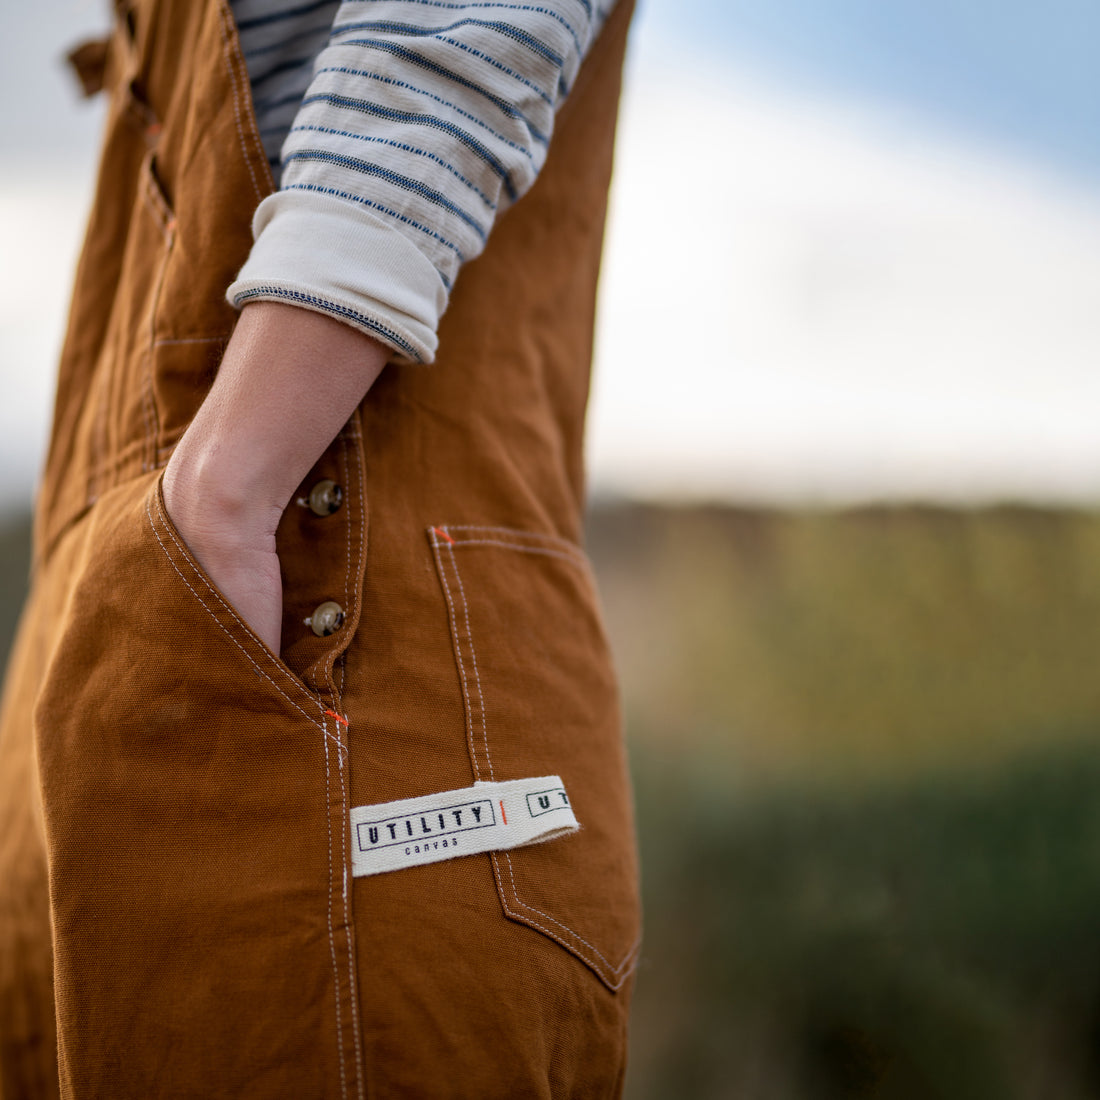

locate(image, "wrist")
(163, 431), (287, 543)
(164, 301), (389, 536)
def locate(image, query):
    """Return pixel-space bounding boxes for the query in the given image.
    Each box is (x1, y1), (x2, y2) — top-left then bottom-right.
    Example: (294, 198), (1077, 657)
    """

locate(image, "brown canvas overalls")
(0, 1), (640, 1096)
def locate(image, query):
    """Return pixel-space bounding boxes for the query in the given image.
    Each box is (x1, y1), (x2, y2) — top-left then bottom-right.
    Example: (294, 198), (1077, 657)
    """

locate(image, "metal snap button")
(309, 601), (345, 637)
(308, 479), (343, 516)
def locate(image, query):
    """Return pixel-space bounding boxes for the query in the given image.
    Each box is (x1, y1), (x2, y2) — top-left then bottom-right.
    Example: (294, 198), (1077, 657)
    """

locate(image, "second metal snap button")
(309, 601), (345, 637)
(308, 479), (344, 516)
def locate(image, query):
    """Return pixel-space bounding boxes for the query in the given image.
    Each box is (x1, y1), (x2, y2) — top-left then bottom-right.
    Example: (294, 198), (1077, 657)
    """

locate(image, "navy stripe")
(339, 1), (584, 56)
(255, 88), (313, 113)
(234, 287), (423, 359)
(299, 90), (520, 200)
(334, 18), (564, 67)
(289, 123), (498, 210)
(281, 181), (466, 266)
(250, 55), (317, 90)
(244, 20), (334, 61)
(235, 0), (337, 32)
(316, 59), (546, 147)
(334, 26), (554, 107)
(284, 149), (489, 240)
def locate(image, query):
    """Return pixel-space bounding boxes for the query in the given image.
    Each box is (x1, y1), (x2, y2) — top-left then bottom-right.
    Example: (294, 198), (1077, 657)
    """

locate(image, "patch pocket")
(36, 471), (331, 765)
(33, 472), (360, 1095)
(428, 525), (641, 991)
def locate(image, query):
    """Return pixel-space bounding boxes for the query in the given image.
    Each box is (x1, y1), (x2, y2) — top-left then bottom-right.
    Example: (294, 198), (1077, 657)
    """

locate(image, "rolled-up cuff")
(226, 190), (447, 364)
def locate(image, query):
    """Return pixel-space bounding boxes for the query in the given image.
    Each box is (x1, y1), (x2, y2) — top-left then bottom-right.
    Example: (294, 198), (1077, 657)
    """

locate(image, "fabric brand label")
(349, 775), (578, 877)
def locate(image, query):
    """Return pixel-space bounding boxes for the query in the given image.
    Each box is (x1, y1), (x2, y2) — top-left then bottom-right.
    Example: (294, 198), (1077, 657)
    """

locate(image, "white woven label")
(349, 776), (578, 877)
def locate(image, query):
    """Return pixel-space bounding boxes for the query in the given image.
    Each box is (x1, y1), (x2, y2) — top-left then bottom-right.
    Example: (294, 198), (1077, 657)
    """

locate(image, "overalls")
(0, 1), (640, 1096)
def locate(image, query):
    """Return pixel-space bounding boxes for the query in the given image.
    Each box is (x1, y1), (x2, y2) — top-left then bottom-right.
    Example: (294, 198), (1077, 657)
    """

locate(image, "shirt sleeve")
(226, 0), (619, 364)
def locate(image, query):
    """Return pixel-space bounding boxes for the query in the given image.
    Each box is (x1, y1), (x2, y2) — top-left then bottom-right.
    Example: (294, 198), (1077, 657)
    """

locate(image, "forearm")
(166, 302), (387, 524)
(162, 301), (389, 653)
(227, 0), (620, 364)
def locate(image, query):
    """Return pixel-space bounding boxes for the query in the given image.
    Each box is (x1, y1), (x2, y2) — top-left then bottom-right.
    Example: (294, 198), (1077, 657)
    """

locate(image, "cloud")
(3, 13), (1100, 510)
(587, 55), (1100, 503)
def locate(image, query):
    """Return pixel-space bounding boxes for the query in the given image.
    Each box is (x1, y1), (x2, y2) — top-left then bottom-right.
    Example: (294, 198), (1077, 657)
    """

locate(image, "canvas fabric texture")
(0, 0), (640, 1096)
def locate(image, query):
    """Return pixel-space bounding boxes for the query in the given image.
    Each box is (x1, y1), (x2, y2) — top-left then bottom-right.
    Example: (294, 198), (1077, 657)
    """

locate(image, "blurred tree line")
(585, 502), (1100, 1099)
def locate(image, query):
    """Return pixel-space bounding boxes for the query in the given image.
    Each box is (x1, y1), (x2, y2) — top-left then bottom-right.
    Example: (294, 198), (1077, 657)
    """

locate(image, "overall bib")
(0, 1), (640, 1097)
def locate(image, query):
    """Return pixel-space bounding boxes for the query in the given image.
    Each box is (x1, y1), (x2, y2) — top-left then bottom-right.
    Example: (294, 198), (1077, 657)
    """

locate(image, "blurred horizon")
(1, 0), (1099, 511)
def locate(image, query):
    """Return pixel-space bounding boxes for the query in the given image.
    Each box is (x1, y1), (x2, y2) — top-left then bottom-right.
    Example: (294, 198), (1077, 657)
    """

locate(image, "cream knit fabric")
(227, 0), (618, 363)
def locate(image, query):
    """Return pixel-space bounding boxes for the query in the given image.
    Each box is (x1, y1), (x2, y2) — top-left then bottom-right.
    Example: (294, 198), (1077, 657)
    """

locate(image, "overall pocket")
(33, 472), (360, 1097)
(428, 524), (642, 991)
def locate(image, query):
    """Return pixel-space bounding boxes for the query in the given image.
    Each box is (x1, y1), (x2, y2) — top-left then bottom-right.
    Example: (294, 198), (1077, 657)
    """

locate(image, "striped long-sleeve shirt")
(226, 0), (617, 363)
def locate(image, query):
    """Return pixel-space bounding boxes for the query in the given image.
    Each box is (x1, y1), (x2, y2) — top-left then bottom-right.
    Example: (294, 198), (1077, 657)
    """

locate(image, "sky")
(640, 0), (1100, 185)
(1, 0), (1099, 508)
(587, 0), (1100, 502)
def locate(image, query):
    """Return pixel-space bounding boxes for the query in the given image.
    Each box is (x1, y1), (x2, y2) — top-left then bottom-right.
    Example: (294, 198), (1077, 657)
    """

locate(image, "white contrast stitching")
(146, 493), (344, 746)
(149, 491), (328, 724)
(430, 539), (483, 781)
(347, 425), (358, 618)
(438, 524), (585, 553)
(150, 488), (354, 1094)
(325, 426), (354, 688)
(445, 544), (494, 781)
(431, 524), (640, 988)
(337, 724), (364, 1100)
(342, 419), (367, 698)
(490, 855), (640, 990)
(337, 431), (352, 690)
(444, 539), (588, 568)
(335, 423), (366, 1099)
(321, 715), (349, 1100)
(498, 851), (640, 978)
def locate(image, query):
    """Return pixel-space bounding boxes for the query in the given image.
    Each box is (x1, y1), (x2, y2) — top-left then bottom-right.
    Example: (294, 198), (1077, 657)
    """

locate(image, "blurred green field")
(584, 502), (1100, 1098)
(5, 501), (1100, 1096)
(588, 503), (1100, 784)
